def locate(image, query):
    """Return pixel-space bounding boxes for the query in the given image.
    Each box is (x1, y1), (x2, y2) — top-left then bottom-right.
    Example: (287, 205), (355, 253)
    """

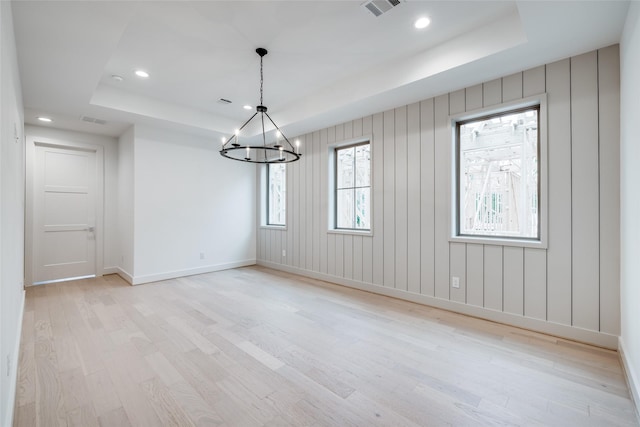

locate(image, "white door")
(32, 144), (97, 283)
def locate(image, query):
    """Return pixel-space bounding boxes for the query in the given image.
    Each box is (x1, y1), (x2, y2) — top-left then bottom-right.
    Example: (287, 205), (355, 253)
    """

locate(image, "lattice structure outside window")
(335, 142), (371, 231)
(457, 106), (540, 240)
(267, 163), (286, 226)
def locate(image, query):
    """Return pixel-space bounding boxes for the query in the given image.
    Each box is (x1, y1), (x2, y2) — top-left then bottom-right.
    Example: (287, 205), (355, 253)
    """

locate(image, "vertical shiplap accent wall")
(258, 45), (621, 347)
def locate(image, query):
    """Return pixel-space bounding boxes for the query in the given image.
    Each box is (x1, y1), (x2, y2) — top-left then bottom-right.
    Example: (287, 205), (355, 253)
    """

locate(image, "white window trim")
(261, 224), (287, 230)
(327, 228), (373, 237)
(448, 94), (548, 249)
(328, 135), (373, 236)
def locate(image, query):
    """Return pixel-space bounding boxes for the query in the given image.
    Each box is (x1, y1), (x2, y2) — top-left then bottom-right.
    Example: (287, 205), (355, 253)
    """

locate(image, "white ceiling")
(12, 1), (630, 142)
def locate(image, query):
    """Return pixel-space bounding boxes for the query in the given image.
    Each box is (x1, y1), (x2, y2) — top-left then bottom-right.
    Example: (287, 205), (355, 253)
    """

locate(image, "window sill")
(260, 225), (287, 231)
(449, 234), (546, 249)
(328, 228), (373, 237)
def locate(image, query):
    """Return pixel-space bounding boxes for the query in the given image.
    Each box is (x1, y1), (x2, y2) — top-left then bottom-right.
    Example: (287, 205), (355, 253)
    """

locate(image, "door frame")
(25, 137), (104, 286)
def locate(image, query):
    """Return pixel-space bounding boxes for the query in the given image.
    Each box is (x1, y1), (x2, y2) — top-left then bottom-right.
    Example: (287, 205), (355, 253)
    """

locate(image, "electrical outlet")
(200, 252), (205, 260)
(452, 276), (460, 289)
(282, 250), (286, 257)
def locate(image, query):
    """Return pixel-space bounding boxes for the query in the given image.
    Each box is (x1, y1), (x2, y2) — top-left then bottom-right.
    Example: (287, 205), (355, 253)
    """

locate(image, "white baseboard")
(619, 338), (640, 422)
(128, 259), (257, 285)
(257, 260), (619, 350)
(116, 267), (134, 285)
(5, 288), (26, 427)
(102, 266), (119, 275)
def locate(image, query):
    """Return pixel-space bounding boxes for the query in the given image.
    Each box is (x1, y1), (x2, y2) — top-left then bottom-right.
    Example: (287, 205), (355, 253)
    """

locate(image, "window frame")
(449, 94), (548, 249)
(265, 162), (287, 228)
(328, 137), (373, 236)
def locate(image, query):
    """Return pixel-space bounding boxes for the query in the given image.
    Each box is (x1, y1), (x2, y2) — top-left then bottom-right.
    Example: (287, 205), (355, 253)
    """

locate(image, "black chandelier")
(219, 48), (301, 164)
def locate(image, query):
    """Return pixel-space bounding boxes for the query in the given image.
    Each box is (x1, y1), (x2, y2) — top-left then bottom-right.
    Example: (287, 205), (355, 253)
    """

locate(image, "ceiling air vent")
(362, 0), (401, 17)
(80, 115), (107, 125)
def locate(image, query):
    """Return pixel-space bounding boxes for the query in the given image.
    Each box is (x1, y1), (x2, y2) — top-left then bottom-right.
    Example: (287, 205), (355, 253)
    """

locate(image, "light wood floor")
(13, 266), (639, 426)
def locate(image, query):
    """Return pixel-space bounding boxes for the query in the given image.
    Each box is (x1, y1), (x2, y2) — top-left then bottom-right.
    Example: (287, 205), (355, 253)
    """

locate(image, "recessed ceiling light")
(37, 116), (53, 123)
(414, 17), (431, 29)
(243, 105), (252, 110)
(111, 74), (124, 82)
(135, 70), (150, 78)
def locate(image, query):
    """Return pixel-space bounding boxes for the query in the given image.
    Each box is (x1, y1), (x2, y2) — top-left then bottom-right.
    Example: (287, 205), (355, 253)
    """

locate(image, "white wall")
(0, 2), (25, 425)
(22, 121), (257, 286)
(620, 1), (640, 412)
(128, 125), (256, 284)
(258, 45), (621, 349)
(118, 126), (135, 280)
(25, 126), (120, 276)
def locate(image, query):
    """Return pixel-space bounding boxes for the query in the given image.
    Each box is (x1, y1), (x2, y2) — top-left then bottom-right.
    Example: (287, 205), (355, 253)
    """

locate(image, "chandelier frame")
(220, 48), (301, 164)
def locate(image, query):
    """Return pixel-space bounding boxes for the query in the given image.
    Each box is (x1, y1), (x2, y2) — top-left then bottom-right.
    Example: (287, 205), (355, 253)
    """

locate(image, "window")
(456, 106), (539, 240)
(267, 163), (286, 226)
(335, 142), (370, 230)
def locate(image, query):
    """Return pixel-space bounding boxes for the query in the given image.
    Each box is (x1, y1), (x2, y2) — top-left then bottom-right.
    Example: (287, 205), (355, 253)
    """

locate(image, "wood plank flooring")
(13, 266), (639, 426)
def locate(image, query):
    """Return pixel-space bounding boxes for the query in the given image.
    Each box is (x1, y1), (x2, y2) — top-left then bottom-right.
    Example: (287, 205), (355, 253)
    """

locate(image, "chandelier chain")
(260, 55), (264, 106)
